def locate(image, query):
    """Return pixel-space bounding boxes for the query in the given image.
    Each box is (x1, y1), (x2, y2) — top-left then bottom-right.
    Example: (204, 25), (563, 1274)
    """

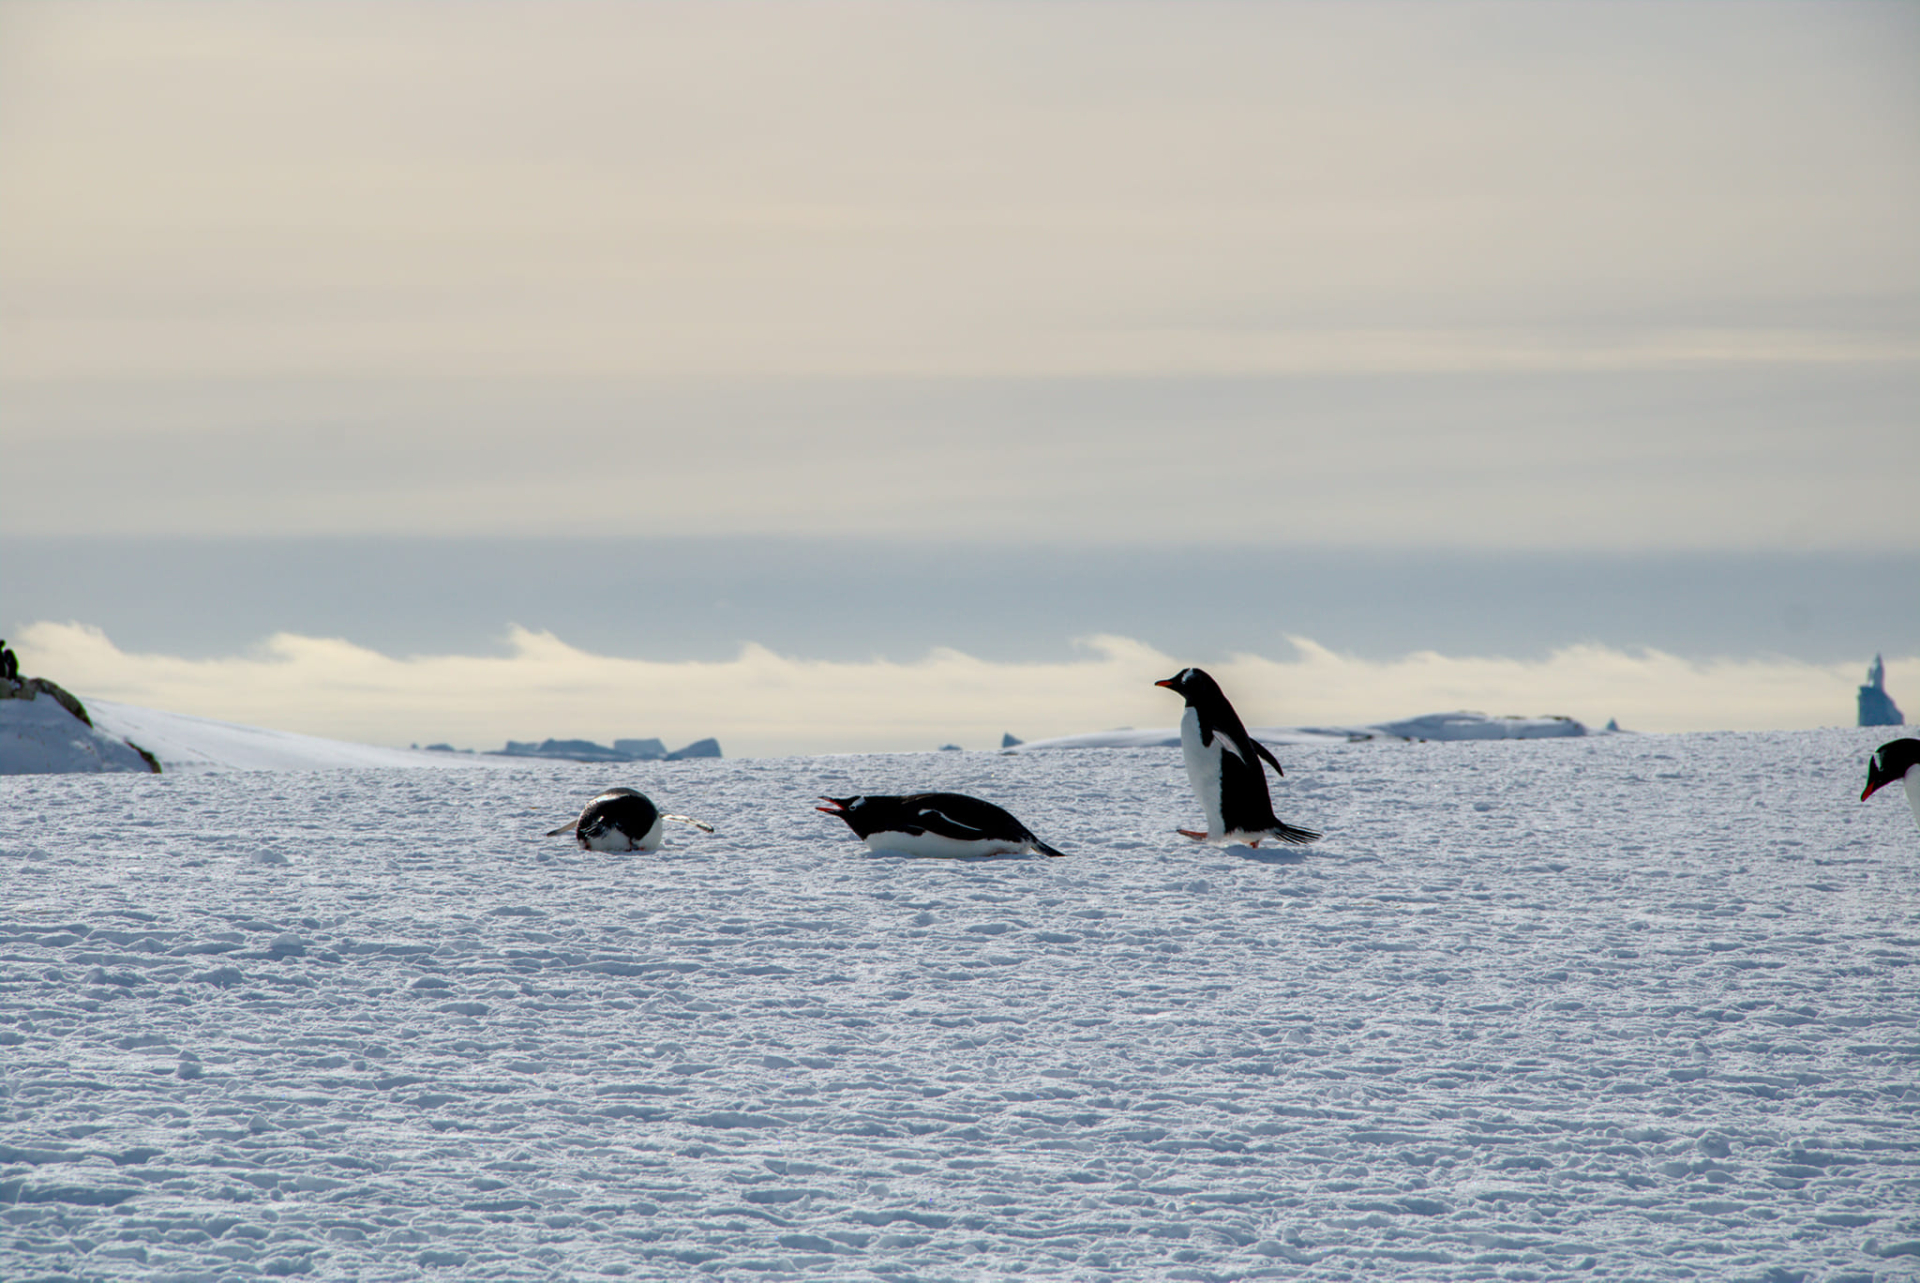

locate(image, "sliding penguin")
(546, 788), (715, 852)
(1861, 738), (1920, 832)
(1155, 667), (1320, 846)
(817, 793), (1067, 858)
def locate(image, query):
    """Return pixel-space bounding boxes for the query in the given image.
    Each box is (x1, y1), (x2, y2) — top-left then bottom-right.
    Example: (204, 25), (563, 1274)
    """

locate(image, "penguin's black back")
(1216, 741), (1279, 832)
(820, 792), (1065, 856)
(577, 788), (660, 846)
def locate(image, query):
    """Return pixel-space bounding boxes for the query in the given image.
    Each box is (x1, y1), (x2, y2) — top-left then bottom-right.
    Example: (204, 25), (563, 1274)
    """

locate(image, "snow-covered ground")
(2, 727), (1916, 1281)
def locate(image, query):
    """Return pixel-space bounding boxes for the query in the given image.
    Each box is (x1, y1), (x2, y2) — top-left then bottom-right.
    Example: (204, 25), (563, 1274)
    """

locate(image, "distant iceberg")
(1857, 654), (1905, 727)
(488, 736), (722, 763)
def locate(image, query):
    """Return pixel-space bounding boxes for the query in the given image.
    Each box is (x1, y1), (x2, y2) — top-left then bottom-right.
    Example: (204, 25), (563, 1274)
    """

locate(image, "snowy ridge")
(1008, 710), (1591, 753)
(1369, 711), (1586, 740)
(2, 727), (1916, 1280)
(1001, 725), (1361, 752)
(83, 700), (516, 775)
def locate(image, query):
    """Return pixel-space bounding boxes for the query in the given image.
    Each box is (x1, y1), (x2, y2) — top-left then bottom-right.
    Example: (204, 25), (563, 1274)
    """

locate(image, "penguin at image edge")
(1861, 737), (1920, 832)
(1155, 667), (1320, 847)
(546, 788), (715, 852)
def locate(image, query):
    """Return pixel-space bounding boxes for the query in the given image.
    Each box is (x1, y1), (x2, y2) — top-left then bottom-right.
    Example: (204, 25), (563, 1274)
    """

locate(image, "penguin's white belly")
(1905, 770), (1920, 830)
(863, 831), (1025, 858)
(1179, 706), (1226, 837)
(582, 814), (664, 852)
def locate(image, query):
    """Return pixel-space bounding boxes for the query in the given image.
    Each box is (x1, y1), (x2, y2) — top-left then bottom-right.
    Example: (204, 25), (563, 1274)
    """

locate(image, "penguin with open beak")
(817, 793), (1066, 858)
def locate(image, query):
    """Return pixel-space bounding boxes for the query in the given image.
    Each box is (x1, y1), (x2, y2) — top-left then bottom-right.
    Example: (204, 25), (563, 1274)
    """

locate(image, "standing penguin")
(1861, 738), (1920, 832)
(545, 788), (714, 852)
(1155, 667), (1319, 846)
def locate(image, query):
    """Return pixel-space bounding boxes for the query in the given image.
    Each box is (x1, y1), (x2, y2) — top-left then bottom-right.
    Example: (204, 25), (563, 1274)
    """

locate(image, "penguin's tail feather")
(545, 821), (579, 837)
(664, 814), (716, 834)
(1028, 836), (1069, 858)
(1268, 822), (1321, 846)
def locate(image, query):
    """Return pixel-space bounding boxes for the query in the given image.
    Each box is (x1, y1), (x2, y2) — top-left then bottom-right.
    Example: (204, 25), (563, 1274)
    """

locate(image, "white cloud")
(15, 621), (1906, 759)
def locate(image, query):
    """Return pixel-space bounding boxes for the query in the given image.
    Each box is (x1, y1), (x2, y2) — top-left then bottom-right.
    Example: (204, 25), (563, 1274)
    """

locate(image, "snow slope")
(2, 728), (1917, 1281)
(83, 700), (514, 775)
(0, 693), (154, 775)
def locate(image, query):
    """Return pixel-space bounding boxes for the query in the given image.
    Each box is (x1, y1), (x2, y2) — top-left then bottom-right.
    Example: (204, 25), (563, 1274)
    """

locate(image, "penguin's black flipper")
(915, 804), (985, 837)
(545, 820), (579, 837)
(1251, 738), (1285, 777)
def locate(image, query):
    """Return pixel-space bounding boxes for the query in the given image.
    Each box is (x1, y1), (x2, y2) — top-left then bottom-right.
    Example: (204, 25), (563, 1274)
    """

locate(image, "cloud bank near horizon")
(14, 622), (1906, 759)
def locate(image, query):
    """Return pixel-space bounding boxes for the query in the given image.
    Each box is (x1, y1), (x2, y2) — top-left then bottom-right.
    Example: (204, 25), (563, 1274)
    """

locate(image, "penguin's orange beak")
(1862, 780), (1885, 802)
(1153, 678), (1175, 689)
(817, 797), (849, 816)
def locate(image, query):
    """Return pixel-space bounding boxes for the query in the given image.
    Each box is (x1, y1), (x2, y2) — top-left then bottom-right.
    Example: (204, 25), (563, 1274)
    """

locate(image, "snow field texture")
(2, 727), (1917, 1282)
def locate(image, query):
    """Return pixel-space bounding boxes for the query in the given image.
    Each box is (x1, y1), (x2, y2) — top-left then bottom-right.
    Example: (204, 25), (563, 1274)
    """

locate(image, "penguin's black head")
(1862, 738), (1920, 801)
(1154, 666), (1223, 705)
(817, 796), (873, 836)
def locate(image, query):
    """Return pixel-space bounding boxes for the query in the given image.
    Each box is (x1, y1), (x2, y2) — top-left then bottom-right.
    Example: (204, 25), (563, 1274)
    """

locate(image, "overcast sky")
(4, 1), (1916, 545)
(2, 3), (1915, 748)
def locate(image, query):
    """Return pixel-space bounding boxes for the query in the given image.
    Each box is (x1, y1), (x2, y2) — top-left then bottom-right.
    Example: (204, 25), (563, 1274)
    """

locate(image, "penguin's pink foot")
(1177, 829), (1209, 841)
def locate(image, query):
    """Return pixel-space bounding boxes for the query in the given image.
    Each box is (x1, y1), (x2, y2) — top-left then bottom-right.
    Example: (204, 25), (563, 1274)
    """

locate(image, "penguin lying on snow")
(818, 793), (1067, 858)
(1862, 738), (1920, 832)
(1155, 667), (1320, 847)
(547, 788), (715, 852)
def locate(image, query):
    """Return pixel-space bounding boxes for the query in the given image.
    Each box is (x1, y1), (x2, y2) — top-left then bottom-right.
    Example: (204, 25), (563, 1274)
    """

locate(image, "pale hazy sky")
(2, 3), (1916, 750)
(3, 1), (1916, 546)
